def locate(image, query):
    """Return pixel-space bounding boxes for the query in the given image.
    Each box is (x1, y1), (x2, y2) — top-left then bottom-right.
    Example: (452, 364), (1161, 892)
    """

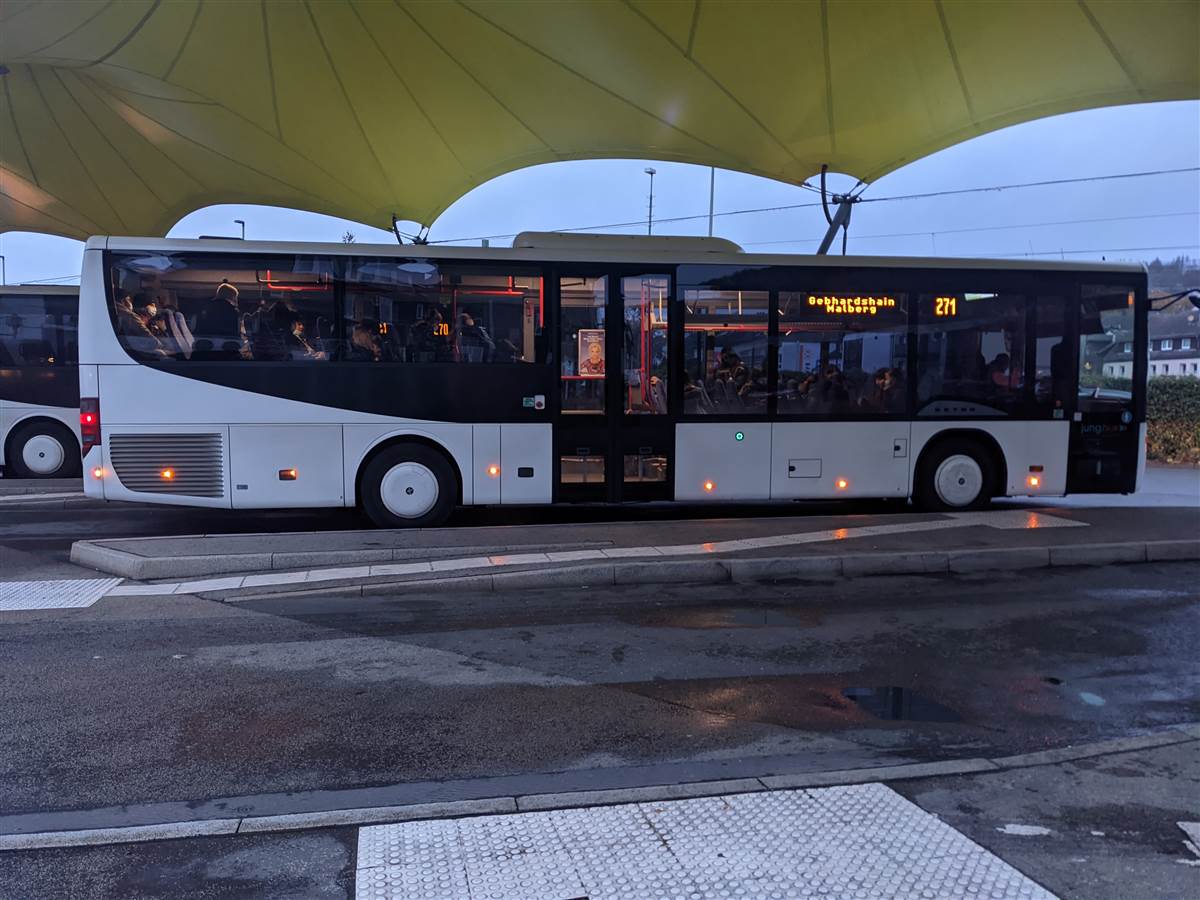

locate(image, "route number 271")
(934, 296), (958, 317)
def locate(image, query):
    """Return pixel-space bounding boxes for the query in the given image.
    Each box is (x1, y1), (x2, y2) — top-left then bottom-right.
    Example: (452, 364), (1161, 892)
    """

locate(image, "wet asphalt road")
(1, 561), (1196, 821)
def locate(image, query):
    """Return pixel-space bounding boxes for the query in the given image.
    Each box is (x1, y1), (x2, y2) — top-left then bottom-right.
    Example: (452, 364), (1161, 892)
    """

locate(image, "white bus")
(78, 234), (1147, 527)
(1, 285), (81, 478)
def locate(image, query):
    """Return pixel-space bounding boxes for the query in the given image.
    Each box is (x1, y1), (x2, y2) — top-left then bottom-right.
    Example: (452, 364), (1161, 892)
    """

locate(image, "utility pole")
(707, 167), (715, 236)
(644, 167), (657, 235)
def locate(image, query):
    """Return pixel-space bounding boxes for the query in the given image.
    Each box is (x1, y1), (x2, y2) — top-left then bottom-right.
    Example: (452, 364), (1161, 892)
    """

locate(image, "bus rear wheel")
(7, 420), (81, 479)
(360, 444), (456, 529)
(915, 438), (995, 511)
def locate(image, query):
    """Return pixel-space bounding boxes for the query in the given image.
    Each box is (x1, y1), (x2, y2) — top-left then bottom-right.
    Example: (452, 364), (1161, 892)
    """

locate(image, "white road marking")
(997, 824), (1054, 836)
(0, 578), (122, 612)
(1179, 822), (1200, 866)
(101, 510), (1087, 599)
(355, 783), (1056, 899)
(0, 492), (82, 504)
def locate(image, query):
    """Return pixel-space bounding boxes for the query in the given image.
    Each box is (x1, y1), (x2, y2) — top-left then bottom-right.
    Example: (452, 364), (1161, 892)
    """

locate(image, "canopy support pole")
(816, 163), (858, 255)
(816, 198), (854, 255)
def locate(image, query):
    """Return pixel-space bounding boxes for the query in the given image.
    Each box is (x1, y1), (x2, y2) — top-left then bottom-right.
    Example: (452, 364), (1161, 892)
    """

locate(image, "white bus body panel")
(909, 420), (1070, 496)
(500, 424), (552, 504)
(230, 425), (344, 508)
(771, 423), (911, 498)
(675, 423), (772, 501)
(472, 425), (501, 505)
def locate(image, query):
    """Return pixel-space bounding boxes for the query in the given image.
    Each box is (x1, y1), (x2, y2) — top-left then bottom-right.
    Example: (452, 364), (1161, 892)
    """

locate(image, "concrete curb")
(70, 540), (613, 580)
(202, 538), (1200, 603)
(3, 722), (1196, 852)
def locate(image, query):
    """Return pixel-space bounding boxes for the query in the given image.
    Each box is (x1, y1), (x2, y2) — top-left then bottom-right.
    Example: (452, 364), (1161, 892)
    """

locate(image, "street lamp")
(644, 167), (656, 235)
(234, 219), (245, 240)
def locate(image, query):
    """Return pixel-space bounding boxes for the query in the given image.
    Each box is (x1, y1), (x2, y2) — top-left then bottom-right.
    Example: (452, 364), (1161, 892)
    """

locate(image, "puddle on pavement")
(842, 686), (961, 723)
(620, 606), (822, 630)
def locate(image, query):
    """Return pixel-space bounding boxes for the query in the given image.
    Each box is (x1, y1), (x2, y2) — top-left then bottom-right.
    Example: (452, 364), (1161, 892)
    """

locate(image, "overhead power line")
(430, 166), (1199, 245)
(742, 210), (1200, 248)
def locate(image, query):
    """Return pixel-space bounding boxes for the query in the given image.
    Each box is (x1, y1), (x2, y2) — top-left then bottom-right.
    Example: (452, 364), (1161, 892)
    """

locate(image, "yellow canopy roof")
(2, 0), (1197, 240)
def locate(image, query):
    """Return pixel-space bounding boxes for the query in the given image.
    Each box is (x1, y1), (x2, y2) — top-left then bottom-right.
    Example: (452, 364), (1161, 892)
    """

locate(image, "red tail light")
(80, 398), (101, 456)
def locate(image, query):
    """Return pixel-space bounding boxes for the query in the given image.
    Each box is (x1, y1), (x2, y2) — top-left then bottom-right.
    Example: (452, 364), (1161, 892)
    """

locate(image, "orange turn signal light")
(160, 468), (175, 481)
(279, 468), (298, 481)
(91, 467), (105, 479)
(835, 478), (849, 490)
(487, 464), (500, 477)
(703, 480), (716, 492)
(1027, 475), (1041, 488)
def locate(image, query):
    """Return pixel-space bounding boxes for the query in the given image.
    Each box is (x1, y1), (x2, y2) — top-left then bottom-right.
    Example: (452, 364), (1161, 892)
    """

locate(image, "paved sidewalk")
(63, 505), (1200, 602)
(3, 729), (1196, 899)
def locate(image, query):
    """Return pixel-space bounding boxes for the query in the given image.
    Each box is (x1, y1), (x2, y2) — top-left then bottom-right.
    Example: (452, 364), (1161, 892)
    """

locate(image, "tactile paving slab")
(356, 783), (1056, 899)
(0, 578), (121, 612)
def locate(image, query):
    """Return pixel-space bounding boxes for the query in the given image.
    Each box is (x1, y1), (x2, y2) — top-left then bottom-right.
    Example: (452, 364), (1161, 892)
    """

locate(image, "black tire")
(359, 443), (456, 529)
(6, 419), (81, 479)
(914, 438), (995, 512)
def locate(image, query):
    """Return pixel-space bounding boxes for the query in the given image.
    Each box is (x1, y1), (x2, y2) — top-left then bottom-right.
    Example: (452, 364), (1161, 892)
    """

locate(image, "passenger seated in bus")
(114, 293), (168, 359)
(987, 352), (1020, 390)
(457, 312), (494, 363)
(348, 323), (381, 362)
(862, 367), (905, 413)
(193, 282), (249, 359)
(281, 311), (327, 361)
(411, 308), (453, 362)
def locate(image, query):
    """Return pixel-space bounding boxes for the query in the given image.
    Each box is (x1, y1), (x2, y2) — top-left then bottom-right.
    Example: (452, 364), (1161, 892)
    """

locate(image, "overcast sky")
(1, 99), (1196, 286)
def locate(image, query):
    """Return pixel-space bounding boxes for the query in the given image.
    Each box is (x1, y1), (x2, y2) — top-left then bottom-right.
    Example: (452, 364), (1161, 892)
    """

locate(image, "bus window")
(622, 275), (669, 414)
(776, 292), (908, 415)
(1078, 286), (1135, 412)
(108, 253), (335, 362)
(682, 289), (768, 415)
(0, 293), (77, 367)
(1033, 296), (1070, 414)
(343, 260), (542, 364)
(917, 293), (1027, 415)
(561, 276), (606, 413)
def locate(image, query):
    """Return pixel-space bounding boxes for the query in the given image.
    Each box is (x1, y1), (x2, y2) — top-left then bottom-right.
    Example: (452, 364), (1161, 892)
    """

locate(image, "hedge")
(1146, 376), (1200, 465)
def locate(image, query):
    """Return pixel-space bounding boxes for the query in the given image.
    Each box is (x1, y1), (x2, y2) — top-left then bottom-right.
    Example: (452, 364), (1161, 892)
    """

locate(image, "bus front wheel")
(915, 438), (995, 511)
(360, 444), (456, 529)
(7, 420), (81, 479)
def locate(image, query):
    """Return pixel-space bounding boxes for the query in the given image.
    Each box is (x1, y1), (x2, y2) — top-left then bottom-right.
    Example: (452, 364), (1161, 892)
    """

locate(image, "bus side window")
(916, 293), (1027, 415)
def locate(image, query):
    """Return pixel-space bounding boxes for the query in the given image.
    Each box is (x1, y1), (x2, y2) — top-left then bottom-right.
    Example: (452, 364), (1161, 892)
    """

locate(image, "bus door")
(1068, 283), (1144, 493)
(554, 270), (674, 502)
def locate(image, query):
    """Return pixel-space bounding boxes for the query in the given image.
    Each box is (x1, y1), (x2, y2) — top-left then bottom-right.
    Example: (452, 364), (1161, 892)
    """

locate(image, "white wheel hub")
(22, 433), (66, 475)
(379, 462), (439, 519)
(934, 454), (984, 507)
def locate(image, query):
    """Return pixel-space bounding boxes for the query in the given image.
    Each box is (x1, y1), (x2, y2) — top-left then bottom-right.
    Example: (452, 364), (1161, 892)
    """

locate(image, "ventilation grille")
(109, 433), (225, 498)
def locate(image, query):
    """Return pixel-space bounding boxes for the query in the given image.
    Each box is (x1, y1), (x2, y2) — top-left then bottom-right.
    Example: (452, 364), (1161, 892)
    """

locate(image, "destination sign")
(807, 295), (897, 316)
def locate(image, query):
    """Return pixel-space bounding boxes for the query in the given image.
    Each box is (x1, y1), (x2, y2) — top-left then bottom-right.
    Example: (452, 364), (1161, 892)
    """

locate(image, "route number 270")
(934, 296), (958, 317)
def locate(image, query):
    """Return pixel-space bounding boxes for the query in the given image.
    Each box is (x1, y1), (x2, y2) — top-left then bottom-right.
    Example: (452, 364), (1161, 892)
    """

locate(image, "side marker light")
(835, 478), (849, 490)
(91, 467), (105, 479)
(160, 468), (175, 481)
(279, 468), (298, 481)
(487, 464), (500, 477)
(1027, 475), (1041, 488)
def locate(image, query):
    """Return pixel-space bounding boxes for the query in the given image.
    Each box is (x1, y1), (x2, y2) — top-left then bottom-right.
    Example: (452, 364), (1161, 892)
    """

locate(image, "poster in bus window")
(578, 329), (605, 377)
